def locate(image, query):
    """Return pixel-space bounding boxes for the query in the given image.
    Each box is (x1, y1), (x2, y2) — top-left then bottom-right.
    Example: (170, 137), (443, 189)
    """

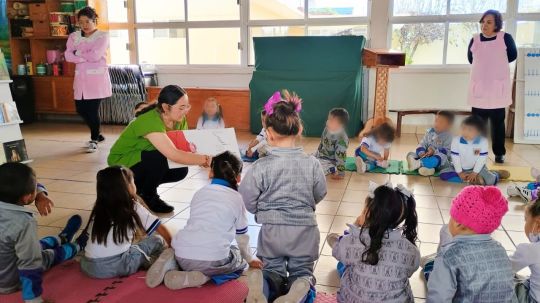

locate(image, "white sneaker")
(507, 186), (533, 202)
(274, 278), (310, 303)
(355, 156), (367, 173)
(532, 167), (540, 182)
(86, 141), (98, 153)
(164, 270), (209, 290)
(146, 248), (178, 288)
(376, 160), (389, 169)
(419, 167), (435, 176)
(407, 154), (421, 170)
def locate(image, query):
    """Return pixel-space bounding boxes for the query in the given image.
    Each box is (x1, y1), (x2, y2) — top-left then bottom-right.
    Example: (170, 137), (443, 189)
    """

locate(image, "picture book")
(2, 102), (21, 122)
(3, 139), (28, 163)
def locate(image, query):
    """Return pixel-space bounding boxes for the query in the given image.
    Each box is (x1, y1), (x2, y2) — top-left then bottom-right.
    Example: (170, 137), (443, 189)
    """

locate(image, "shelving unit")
(8, 0), (82, 115)
(0, 79), (30, 164)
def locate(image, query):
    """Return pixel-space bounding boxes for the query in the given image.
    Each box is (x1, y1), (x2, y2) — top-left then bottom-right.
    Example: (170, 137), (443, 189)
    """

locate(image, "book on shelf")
(3, 139), (29, 163)
(0, 50), (8, 81)
(2, 102), (21, 123)
(0, 106), (5, 124)
(0, 145), (6, 164)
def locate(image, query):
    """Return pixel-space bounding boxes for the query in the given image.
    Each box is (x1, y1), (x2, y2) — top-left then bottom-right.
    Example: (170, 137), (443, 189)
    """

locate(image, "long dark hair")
(211, 151), (242, 190)
(89, 166), (144, 245)
(360, 185), (418, 265)
(480, 10), (503, 32)
(137, 85), (187, 116)
(364, 122), (395, 143)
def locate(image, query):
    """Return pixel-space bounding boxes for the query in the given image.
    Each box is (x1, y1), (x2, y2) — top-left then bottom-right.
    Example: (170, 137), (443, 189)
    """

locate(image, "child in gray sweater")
(239, 90), (327, 303)
(327, 182), (420, 303)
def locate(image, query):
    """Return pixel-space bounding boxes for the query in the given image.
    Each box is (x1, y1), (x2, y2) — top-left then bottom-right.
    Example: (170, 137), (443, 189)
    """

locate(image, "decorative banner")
(524, 49), (540, 139)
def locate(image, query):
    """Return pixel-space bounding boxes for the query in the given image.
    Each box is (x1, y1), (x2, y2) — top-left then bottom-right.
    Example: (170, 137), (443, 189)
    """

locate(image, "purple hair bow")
(264, 90), (302, 116)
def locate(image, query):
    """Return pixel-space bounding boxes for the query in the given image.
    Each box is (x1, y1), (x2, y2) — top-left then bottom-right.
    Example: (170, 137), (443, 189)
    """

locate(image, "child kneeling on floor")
(240, 91), (327, 303)
(440, 115), (509, 185)
(407, 111), (454, 176)
(0, 163), (86, 303)
(245, 110), (269, 160)
(510, 198), (540, 303)
(81, 166), (172, 279)
(146, 151), (263, 289)
(507, 167), (540, 203)
(425, 186), (516, 302)
(327, 182), (420, 303)
(355, 122), (395, 173)
(314, 108), (349, 179)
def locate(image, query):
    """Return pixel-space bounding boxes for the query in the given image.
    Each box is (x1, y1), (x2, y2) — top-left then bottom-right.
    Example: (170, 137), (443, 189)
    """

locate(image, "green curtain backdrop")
(249, 36), (365, 137)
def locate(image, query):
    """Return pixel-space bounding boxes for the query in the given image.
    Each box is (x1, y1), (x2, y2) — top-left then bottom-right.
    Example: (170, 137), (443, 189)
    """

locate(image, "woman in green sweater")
(108, 85), (211, 213)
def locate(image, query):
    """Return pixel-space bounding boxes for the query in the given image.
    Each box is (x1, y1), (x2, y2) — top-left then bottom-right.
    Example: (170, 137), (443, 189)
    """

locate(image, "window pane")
(136, 0), (185, 22)
(109, 30), (130, 64)
(516, 21), (540, 47)
(391, 23), (445, 65)
(519, 0), (540, 13)
(137, 29), (186, 64)
(249, 0), (304, 20)
(249, 26), (305, 64)
(188, 28), (240, 64)
(187, 0), (239, 21)
(307, 0), (368, 18)
(107, 0), (128, 23)
(447, 23), (479, 64)
(450, 0), (506, 14)
(307, 25), (368, 37)
(393, 0), (446, 16)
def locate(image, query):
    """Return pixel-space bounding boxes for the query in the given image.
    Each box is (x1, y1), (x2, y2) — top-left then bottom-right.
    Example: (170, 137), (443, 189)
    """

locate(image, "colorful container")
(50, 24), (68, 36)
(36, 63), (46, 76)
(74, 0), (87, 11)
(60, 2), (75, 12)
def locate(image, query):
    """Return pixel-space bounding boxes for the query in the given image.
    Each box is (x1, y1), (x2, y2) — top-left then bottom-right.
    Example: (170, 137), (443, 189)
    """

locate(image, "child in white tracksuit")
(240, 91), (327, 303)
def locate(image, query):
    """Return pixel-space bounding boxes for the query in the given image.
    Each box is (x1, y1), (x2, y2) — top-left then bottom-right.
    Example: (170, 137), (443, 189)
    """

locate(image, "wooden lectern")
(360, 48), (406, 136)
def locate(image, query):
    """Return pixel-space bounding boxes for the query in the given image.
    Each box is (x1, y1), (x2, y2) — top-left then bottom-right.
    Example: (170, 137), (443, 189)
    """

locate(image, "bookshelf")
(7, 0), (84, 115)
(0, 79), (30, 164)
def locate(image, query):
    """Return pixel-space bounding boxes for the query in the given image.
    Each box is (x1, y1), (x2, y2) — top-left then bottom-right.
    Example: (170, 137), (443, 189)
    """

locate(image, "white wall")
(155, 0), (478, 133)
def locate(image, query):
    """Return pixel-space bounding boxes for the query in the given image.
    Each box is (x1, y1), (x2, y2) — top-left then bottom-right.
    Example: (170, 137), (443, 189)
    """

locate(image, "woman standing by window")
(467, 10), (517, 164)
(65, 6), (112, 153)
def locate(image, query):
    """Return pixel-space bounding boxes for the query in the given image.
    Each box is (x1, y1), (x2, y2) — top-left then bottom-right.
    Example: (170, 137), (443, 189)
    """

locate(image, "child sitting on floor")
(314, 108), (349, 179)
(240, 90), (327, 303)
(426, 186), (516, 302)
(245, 110), (269, 160)
(327, 182), (420, 303)
(510, 199), (540, 303)
(355, 122), (395, 173)
(80, 166), (172, 279)
(407, 111), (454, 176)
(507, 167), (540, 202)
(196, 97), (225, 130)
(145, 151), (263, 290)
(0, 163), (86, 303)
(440, 115), (509, 185)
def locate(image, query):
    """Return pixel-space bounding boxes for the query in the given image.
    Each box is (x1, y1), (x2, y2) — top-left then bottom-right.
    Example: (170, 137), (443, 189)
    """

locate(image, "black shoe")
(145, 195), (174, 214)
(97, 135), (105, 143)
(495, 155), (505, 164)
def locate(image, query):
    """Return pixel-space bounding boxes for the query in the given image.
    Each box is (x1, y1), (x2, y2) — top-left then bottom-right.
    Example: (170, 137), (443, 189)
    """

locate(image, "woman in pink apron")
(467, 10), (517, 164)
(65, 7), (112, 153)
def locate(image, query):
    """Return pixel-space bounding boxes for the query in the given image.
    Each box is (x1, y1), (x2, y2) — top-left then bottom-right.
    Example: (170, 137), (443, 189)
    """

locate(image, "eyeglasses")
(169, 104), (191, 111)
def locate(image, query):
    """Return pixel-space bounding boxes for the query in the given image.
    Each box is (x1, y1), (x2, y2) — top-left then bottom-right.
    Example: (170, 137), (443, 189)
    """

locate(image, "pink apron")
(468, 31), (512, 109)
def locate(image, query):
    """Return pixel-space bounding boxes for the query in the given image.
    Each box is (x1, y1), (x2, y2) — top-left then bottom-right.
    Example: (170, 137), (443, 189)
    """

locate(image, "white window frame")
(107, 0), (371, 68)
(387, 0), (523, 67)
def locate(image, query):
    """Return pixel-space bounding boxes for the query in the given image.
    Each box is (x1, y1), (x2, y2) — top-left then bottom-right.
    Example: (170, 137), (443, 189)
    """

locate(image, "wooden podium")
(360, 48), (406, 136)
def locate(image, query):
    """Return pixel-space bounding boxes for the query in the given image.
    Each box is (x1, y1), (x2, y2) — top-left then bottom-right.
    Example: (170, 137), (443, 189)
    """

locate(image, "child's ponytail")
(211, 151), (242, 190)
(399, 191), (418, 245)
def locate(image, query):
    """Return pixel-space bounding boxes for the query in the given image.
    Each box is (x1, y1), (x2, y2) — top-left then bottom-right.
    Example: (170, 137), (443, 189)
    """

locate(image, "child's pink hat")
(450, 185), (508, 234)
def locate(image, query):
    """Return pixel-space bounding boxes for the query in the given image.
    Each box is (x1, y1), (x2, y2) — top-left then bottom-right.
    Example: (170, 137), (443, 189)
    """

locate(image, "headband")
(263, 90), (302, 116)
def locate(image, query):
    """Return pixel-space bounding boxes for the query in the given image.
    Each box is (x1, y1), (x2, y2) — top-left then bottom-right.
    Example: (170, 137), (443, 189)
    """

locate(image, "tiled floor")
(21, 122), (540, 301)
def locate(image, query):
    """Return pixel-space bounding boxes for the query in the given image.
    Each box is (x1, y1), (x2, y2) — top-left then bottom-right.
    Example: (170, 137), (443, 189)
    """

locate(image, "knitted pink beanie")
(450, 185), (508, 234)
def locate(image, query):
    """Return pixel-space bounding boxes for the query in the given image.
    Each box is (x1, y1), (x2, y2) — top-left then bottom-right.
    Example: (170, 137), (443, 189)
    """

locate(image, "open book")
(167, 128), (241, 168)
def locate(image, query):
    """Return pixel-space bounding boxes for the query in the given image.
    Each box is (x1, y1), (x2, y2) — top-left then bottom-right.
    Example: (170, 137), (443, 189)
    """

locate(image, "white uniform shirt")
(450, 136), (488, 173)
(84, 201), (161, 258)
(510, 242), (540, 302)
(172, 181), (249, 261)
(360, 136), (391, 157)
